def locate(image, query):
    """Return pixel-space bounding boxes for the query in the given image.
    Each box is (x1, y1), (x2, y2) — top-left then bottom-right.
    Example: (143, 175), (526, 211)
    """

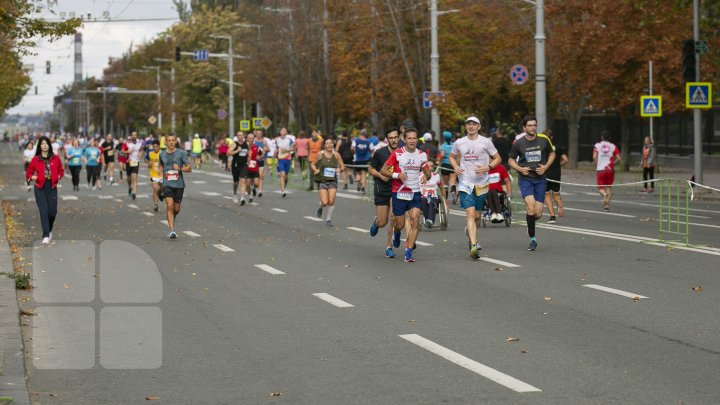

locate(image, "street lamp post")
(143, 65), (162, 130)
(234, 23), (262, 117)
(155, 58), (176, 133)
(429, 1), (459, 138)
(210, 35), (235, 137)
(521, 0), (547, 132)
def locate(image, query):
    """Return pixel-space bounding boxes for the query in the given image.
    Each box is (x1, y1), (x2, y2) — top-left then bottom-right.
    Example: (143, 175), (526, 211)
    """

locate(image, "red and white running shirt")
(384, 147), (428, 193)
(594, 141), (619, 172)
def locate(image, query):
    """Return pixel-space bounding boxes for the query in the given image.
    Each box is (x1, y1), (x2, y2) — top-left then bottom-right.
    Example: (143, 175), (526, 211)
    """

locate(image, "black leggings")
(34, 182), (57, 238)
(421, 196), (438, 223)
(87, 165), (100, 185)
(487, 189), (503, 214)
(69, 166), (81, 187)
(643, 167), (655, 189)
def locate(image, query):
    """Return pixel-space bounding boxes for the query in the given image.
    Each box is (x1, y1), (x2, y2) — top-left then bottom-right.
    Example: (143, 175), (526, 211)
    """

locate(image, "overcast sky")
(8, 0), (179, 116)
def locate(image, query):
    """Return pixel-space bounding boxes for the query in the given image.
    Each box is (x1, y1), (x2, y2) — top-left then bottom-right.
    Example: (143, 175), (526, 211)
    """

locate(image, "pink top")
(295, 138), (309, 157)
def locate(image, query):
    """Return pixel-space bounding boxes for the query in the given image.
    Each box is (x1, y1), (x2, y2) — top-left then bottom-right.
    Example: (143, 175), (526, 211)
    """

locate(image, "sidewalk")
(0, 207), (30, 404)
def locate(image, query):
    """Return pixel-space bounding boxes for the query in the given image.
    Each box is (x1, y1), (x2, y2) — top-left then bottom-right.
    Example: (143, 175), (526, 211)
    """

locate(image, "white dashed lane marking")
(272, 208), (288, 213)
(399, 334), (542, 393)
(582, 284), (648, 299)
(192, 180), (207, 184)
(254, 264), (286, 275)
(142, 212), (154, 217)
(183, 231), (201, 237)
(479, 257), (520, 268)
(160, 220), (168, 226)
(335, 192), (364, 200)
(98, 195), (114, 199)
(346, 227), (367, 233)
(127, 204), (139, 209)
(61, 195), (78, 201)
(213, 244), (235, 252)
(304, 216), (324, 222)
(201, 192), (222, 196)
(313, 293), (354, 308)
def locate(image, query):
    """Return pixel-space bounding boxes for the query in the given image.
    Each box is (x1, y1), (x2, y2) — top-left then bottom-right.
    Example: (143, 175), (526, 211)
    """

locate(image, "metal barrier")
(658, 178), (690, 245)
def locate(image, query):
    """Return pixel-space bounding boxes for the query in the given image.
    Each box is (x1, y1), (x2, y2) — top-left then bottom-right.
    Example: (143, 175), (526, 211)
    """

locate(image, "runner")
(508, 116), (556, 251)
(295, 130), (309, 182)
(65, 139), (83, 192)
(335, 130), (354, 189)
(449, 116), (501, 259)
(275, 127), (294, 198)
(244, 133), (262, 203)
(253, 129), (268, 197)
(307, 129), (323, 190)
(160, 134), (192, 239)
(593, 130), (621, 211)
(352, 129), (372, 193)
(544, 130), (568, 223)
(191, 134), (203, 169)
(22, 141), (34, 191)
(368, 127), (400, 258)
(227, 132), (247, 204)
(265, 132), (277, 180)
(218, 138), (229, 172)
(381, 128), (431, 263)
(26, 136), (64, 244)
(83, 138), (103, 190)
(100, 134), (116, 184)
(116, 136), (127, 182)
(146, 140), (163, 212)
(311, 138), (345, 226)
(438, 131), (457, 204)
(125, 131), (143, 200)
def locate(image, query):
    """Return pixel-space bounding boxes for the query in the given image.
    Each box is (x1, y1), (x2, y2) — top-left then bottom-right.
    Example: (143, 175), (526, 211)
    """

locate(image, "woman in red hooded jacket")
(25, 136), (64, 244)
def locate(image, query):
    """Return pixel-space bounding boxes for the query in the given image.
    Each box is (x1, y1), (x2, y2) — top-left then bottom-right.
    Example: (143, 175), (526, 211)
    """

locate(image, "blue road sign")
(640, 96), (662, 117)
(510, 64), (529, 85)
(193, 50), (209, 62)
(685, 82), (712, 109)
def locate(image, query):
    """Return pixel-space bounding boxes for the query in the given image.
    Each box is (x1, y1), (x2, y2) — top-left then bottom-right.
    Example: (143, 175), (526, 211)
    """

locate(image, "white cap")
(194, 133), (199, 138)
(423, 133), (432, 141)
(465, 116), (481, 125)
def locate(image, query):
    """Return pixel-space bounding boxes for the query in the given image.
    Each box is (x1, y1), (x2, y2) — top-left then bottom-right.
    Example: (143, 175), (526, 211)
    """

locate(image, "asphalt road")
(1, 144), (719, 404)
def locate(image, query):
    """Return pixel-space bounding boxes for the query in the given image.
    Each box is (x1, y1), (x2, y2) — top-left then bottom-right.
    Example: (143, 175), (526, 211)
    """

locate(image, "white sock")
(326, 205), (335, 221)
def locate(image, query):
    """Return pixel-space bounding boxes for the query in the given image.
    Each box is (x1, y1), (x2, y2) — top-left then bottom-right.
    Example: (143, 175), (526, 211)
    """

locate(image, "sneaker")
(404, 248), (414, 263)
(132, 193), (136, 200)
(343, 183), (348, 190)
(385, 247), (396, 258)
(356, 184), (361, 192)
(547, 216), (556, 224)
(316, 206), (323, 218)
(326, 219), (332, 226)
(252, 188), (257, 197)
(169, 231), (178, 239)
(361, 187), (365, 193)
(27, 185), (32, 191)
(392, 230), (401, 248)
(469, 245), (480, 260)
(258, 191), (263, 198)
(97, 184), (102, 189)
(154, 205), (159, 212)
(282, 192), (287, 198)
(92, 186), (97, 191)
(240, 198), (246, 206)
(232, 195), (238, 203)
(603, 206), (609, 212)
(41, 237), (50, 245)
(648, 189), (654, 193)
(249, 197), (253, 203)
(528, 239), (537, 251)
(369, 218), (379, 237)
(425, 219), (433, 228)
(640, 188), (647, 193)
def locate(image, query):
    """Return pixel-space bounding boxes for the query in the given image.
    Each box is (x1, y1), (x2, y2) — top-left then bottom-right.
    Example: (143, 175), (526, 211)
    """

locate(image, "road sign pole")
(228, 36), (235, 138)
(430, 0), (440, 138)
(693, 0), (702, 184)
(649, 60), (653, 143)
(535, 0), (547, 132)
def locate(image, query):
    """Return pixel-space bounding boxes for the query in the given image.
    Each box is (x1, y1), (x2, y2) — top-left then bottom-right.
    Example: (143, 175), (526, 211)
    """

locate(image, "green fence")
(658, 178), (690, 245)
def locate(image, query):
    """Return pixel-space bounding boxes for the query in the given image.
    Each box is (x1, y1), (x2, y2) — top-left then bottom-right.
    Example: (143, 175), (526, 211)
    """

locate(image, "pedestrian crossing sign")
(240, 120), (251, 131)
(685, 82), (712, 109)
(640, 96), (662, 117)
(252, 118), (264, 129)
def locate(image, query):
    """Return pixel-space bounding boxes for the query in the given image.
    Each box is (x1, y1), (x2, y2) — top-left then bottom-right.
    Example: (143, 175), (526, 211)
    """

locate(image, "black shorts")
(105, 156), (115, 164)
(126, 163), (140, 174)
(257, 160), (265, 168)
(441, 163), (454, 175)
(353, 160), (369, 172)
(342, 156), (354, 165)
(246, 171), (259, 179)
(546, 178), (561, 193)
(219, 153), (227, 163)
(162, 186), (184, 203)
(231, 164), (243, 182)
(374, 192), (392, 206)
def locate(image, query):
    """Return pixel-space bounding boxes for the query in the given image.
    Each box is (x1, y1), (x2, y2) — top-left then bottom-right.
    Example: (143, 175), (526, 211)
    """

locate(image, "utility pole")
(155, 58), (177, 133)
(210, 35), (235, 137)
(692, 0), (702, 184)
(649, 61), (654, 143)
(430, 1), (459, 138)
(535, 0), (547, 132)
(143, 65), (162, 130)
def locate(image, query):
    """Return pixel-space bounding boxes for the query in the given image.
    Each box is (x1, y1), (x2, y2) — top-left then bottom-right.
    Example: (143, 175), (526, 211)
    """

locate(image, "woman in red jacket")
(25, 136), (64, 244)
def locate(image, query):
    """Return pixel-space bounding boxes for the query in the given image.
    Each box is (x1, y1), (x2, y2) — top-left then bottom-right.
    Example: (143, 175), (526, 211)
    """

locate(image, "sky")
(8, 0), (179, 116)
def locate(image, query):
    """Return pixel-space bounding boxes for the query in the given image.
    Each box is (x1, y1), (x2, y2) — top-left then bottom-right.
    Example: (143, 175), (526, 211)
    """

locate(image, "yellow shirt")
(192, 138), (202, 154)
(148, 151), (162, 178)
(159, 136), (166, 149)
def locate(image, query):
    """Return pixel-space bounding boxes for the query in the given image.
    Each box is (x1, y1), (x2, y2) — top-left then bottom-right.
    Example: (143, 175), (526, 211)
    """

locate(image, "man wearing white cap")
(449, 115), (501, 260)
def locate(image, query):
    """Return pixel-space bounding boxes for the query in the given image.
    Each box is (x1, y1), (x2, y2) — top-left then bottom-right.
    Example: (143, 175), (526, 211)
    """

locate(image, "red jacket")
(26, 154), (64, 189)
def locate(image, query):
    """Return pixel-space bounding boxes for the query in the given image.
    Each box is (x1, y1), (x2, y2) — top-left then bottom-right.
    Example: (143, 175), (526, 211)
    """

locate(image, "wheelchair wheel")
(482, 216), (487, 228)
(438, 194), (448, 231)
(504, 194), (512, 227)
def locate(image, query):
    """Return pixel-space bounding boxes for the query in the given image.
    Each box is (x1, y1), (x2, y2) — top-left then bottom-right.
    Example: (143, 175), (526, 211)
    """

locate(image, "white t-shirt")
(23, 149), (35, 163)
(451, 135), (498, 188)
(421, 173), (442, 197)
(594, 141), (619, 171)
(276, 137), (294, 159)
(126, 139), (143, 162)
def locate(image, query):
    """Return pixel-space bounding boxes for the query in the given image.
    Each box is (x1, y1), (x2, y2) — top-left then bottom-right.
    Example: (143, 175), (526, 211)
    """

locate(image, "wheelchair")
(481, 190), (512, 228)
(420, 182), (449, 231)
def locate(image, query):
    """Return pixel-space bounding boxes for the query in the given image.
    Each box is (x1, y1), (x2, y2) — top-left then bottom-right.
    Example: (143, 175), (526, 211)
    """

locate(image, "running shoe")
(603, 206), (609, 212)
(343, 184), (348, 190)
(404, 248), (414, 263)
(528, 239), (537, 251)
(282, 192), (287, 198)
(392, 230), (401, 248)
(169, 231), (177, 240)
(249, 197), (253, 203)
(132, 193), (136, 200)
(469, 245), (480, 260)
(547, 216), (556, 224)
(27, 185), (32, 191)
(425, 219), (433, 228)
(356, 184), (361, 191)
(316, 206), (323, 218)
(369, 218), (379, 237)
(252, 188), (257, 197)
(41, 237), (50, 245)
(240, 198), (246, 206)
(326, 220), (332, 226)
(258, 191), (263, 198)
(154, 205), (159, 212)
(385, 248), (396, 258)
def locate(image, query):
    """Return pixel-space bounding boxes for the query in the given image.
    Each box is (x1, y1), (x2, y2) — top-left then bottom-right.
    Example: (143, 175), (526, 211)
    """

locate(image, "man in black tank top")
(227, 134), (248, 204)
(367, 127), (400, 259)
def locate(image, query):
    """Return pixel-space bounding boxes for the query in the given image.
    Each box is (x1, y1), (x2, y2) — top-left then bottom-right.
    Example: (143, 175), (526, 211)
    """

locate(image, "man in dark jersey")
(508, 116), (555, 251)
(368, 127), (400, 258)
(227, 133), (247, 204)
(160, 134), (192, 239)
(100, 134), (116, 184)
(543, 130), (568, 224)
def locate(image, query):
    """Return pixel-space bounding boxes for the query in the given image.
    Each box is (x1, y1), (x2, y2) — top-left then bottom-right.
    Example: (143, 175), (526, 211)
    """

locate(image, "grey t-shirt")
(160, 149), (189, 188)
(508, 135), (552, 179)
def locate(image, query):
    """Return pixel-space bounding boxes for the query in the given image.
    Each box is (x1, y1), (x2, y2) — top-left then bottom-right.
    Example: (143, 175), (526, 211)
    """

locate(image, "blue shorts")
(459, 191), (488, 211)
(277, 159), (291, 174)
(191, 152), (201, 158)
(392, 192), (422, 216)
(519, 178), (547, 202)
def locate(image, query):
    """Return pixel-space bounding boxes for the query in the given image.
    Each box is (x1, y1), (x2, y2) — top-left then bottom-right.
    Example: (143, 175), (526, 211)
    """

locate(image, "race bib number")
(71, 157), (80, 165)
(474, 184), (489, 196)
(425, 188), (436, 197)
(525, 150), (541, 163)
(488, 173), (501, 184)
(248, 160), (258, 169)
(239, 149), (248, 157)
(129, 160), (139, 167)
(165, 170), (180, 182)
(397, 191), (413, 201)
(323, 167), (336, 178)
(107, 150), (114, 156)
(457, 181), (473, 194)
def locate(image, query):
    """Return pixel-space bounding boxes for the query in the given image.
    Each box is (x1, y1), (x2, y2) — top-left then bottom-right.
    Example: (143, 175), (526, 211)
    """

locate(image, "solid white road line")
(201, 191), (221, 196)
(335, 192), (363, 200)
(479, 257), (521, 268)
(563, 207), (635, 218)
(254, 264), (286, 275)
(582, 284), (648, 299)
(127, 204), (139, 209)
(402, 238), (433, 246)
(399, 334), (541, 393)
(192, 180), (207, 184)
(346, 226), (367, 233)
(98, 195), (114, 199)
(183, 231), (201, 237)
(312, 293), (354, 308)
(114, 199), (123, 202)
(193, 169), (233, 179)
(304, 216), (324, 222)
(219, 179), (233, 183)
(142, 212), (154, 217)
(61, 195), (78, 201)
(272, 208), (288, 213)
(213, 244), (235, 252)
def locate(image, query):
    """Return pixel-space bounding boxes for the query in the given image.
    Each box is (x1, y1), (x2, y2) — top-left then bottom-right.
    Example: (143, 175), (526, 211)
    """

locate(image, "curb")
(0, 204), (30, 405)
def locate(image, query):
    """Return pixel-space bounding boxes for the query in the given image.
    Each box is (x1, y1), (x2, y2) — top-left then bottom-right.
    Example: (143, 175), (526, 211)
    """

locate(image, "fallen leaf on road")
(521, 350), (528, 354)
(640, 217), (655, 222)
(692, 286), (703, 292)
(146, 396), (160, 400)
(632, 296), (640, 302)
(270, 392), (283, 397)
(494, 267), (503, 272)
(544, 297), (552, 301)
(408, 320), (415, 323)
(344, 264), (351, 268)
(506, 337), (519, 342)
(63, 283), (70, 289)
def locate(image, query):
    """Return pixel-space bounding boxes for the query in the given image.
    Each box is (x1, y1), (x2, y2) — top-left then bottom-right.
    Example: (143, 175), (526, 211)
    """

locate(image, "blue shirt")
(440, 142), (454, 165)
(353, 138), (372, 162)
(84, 147), (101, 166)
(67, 147), (83, 167)
(160, 149), (190, 188)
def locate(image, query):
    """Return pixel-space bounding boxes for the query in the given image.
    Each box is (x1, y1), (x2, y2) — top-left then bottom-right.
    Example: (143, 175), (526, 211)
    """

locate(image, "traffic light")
(175, 46), (181, 61)
(251, 103), (257, 117)
(46, 60), (51, 74)
(682, 40), (696, 82)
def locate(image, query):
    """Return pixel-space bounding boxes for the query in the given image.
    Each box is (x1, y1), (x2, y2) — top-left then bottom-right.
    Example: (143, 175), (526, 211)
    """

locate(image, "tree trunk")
(620, 115), (631, 172)
(563, 97), (585, 169)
